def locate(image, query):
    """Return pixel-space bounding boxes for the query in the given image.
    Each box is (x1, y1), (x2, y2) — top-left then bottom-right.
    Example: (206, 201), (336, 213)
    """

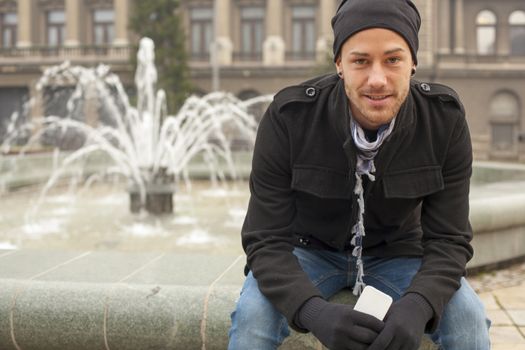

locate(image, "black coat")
(242, 73), (473, 331)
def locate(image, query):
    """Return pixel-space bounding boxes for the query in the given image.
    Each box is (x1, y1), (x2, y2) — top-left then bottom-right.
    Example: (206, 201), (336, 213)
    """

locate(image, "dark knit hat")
(331, 0), (421, 64)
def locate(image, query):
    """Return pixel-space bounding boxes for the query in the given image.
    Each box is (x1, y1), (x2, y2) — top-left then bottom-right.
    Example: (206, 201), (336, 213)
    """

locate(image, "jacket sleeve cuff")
(291, 296), (325, 333)
(405, 292), (438, 332)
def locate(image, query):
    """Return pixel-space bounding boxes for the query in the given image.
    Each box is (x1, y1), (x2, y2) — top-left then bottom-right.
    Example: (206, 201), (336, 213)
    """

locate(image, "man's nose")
(368, 64), (387, 87)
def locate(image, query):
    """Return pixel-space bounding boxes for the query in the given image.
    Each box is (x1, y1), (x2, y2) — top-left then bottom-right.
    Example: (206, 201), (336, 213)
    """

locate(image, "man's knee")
(229, 274), (291, 348)
(233, 290), (279, 328)
(437, 278), (490, 349)
(446, 278), (488, 325)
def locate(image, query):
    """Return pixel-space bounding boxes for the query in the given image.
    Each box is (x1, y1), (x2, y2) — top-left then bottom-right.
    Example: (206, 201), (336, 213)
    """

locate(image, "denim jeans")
(228, 248), (490, 349)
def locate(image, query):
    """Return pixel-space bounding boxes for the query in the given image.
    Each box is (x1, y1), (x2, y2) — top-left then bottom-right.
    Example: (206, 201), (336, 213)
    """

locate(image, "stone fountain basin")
(469, 161), (525, 269)
(0, 252), (437, 350)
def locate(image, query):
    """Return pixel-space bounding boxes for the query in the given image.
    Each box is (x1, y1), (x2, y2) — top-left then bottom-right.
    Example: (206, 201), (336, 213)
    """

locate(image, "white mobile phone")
(353, 286), (393, 321)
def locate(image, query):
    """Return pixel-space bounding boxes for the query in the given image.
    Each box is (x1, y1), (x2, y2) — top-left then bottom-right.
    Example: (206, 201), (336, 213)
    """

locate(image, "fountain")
(1, 41), (525, 259)
(1, 37), (271, 215)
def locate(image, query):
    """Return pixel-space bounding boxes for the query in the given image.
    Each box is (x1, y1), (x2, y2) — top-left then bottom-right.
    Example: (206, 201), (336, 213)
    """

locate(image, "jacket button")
(305, 87), (316, 97)
(420, 83), (431, 92)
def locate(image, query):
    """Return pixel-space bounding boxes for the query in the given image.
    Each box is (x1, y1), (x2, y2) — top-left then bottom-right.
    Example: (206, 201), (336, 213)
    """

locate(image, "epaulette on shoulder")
(274, 73), (338, 112)
(413, 80), (465, 114)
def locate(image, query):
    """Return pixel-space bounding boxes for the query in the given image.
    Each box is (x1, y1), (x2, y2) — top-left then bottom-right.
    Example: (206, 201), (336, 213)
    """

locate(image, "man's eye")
(354, 59), (367, 65)
(387, 57), (401, 64)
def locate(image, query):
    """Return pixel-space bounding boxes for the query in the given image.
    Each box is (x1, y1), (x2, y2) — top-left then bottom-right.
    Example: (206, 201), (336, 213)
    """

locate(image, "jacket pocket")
(383, 166), (444, 199)
(292, 165), (352, 199)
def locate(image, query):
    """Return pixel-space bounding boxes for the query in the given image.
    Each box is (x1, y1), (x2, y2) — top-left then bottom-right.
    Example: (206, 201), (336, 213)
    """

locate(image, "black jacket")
(242, 73), (473, 331)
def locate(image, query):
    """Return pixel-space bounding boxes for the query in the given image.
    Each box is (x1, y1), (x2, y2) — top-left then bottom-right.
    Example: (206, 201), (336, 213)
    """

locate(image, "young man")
(229, 0), (490, 349)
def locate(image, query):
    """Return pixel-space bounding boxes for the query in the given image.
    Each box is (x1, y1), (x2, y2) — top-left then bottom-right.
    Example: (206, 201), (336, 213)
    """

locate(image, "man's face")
(335, 28), (414, 130)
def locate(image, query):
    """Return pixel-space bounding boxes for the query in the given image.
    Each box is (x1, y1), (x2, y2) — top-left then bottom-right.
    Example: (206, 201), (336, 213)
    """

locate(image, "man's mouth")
(366, 95), (390, 100)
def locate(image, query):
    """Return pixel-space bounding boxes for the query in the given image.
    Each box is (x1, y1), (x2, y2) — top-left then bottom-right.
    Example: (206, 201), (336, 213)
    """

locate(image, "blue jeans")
(229, 248), (490, 349)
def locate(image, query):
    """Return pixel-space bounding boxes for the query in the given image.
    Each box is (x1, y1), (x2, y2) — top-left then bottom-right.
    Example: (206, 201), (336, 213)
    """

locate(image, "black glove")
(297, 296), (384, 350)
(368, 293), (433, 350)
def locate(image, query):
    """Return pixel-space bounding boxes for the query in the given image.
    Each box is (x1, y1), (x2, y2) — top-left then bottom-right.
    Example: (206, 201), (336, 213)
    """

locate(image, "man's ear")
(335, 57), (343, 77)
(411, 66), (417, 76)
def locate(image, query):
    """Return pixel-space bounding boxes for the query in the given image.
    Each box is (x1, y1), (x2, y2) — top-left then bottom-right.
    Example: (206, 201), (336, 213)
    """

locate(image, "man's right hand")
(297, 296), (385, 350)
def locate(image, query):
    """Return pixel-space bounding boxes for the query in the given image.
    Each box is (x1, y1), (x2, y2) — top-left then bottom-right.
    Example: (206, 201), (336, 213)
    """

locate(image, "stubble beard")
(349, 86), (409, 129)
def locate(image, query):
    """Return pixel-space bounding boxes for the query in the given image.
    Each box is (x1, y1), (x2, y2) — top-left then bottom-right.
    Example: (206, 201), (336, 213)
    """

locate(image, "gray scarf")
(350, 117), (396, 295)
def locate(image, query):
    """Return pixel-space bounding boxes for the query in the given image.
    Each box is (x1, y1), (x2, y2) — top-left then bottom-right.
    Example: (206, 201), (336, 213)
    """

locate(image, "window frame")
(475, 9), (497, 55)
(92, 8), (115, 46)
(288, 4), (317, 61)
(46, 9), (66, 47)
(239, 5), (264, 61)
(509, 10), (525, 56)
(0, 12), (17, 48)
(189, 6), (214, 61)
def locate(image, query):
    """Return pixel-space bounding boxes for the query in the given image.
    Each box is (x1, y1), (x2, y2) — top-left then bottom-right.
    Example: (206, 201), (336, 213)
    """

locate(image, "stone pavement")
(469, 260), (525, 350)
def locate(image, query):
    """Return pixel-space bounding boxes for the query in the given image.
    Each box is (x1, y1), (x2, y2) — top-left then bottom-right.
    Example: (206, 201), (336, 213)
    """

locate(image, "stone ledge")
(1, 279), (237, 349)
(0, 251), (437, 349)
(469, 190), (525, 268)
(0, 278), (437, 350)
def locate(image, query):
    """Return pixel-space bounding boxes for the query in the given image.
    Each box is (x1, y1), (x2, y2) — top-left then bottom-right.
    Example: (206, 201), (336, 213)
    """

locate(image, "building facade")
(0, 0), (524, 160)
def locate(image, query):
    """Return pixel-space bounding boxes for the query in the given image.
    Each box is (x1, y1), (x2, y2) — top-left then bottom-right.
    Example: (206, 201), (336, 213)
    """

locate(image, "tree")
(129, 0), (192, 113)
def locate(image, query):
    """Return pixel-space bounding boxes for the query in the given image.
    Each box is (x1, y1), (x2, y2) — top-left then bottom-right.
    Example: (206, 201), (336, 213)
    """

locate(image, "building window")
(47, 10), (65, 46)
(0, 87), (29, 145)
(190, 7), (213, 60)
(489, 91), (520, 155)
(93, 9), (115, 45)
(509, 10), (525, 56)
(491, 124), (514, 151)
(476, 10), (496, 55)
(239, 6), (264, 60)
(290, 5), (316, 60)
(0, 12), (17, 48)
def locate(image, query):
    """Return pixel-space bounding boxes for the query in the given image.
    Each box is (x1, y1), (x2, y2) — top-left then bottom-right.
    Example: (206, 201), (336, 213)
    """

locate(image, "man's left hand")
(367, 293), (433, 350)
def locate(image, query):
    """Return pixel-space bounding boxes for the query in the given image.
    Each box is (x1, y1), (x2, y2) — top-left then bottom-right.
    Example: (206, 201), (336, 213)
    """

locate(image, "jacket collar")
(394, 87), (416, 133)
(331, 79), (417, 175)
(328, 79), (354, 144)
(329, 79), (417, 137)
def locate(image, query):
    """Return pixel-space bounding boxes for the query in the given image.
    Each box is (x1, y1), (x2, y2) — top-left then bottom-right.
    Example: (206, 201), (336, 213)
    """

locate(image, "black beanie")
(331, 0), (421, 64)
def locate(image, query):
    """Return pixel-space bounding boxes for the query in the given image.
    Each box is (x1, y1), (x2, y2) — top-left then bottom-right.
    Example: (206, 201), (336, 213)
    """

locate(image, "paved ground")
(469, 261), (525, 349)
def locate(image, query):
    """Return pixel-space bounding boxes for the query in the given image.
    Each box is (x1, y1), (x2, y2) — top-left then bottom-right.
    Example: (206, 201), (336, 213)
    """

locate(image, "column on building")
(114, 0), (130, 45)
(263, 0), (285, 66)
(414, 0), (434, 67)
(316, 0), (336, 62)
(65, 0), (82, 47)
(454, 0), (465, 54)
(215, 0), (232, 65)
(497, 8), (509, 54)
(16, 0), (33, 47)
(17, 0), (38, 128)
(437, 0), (451, 54)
